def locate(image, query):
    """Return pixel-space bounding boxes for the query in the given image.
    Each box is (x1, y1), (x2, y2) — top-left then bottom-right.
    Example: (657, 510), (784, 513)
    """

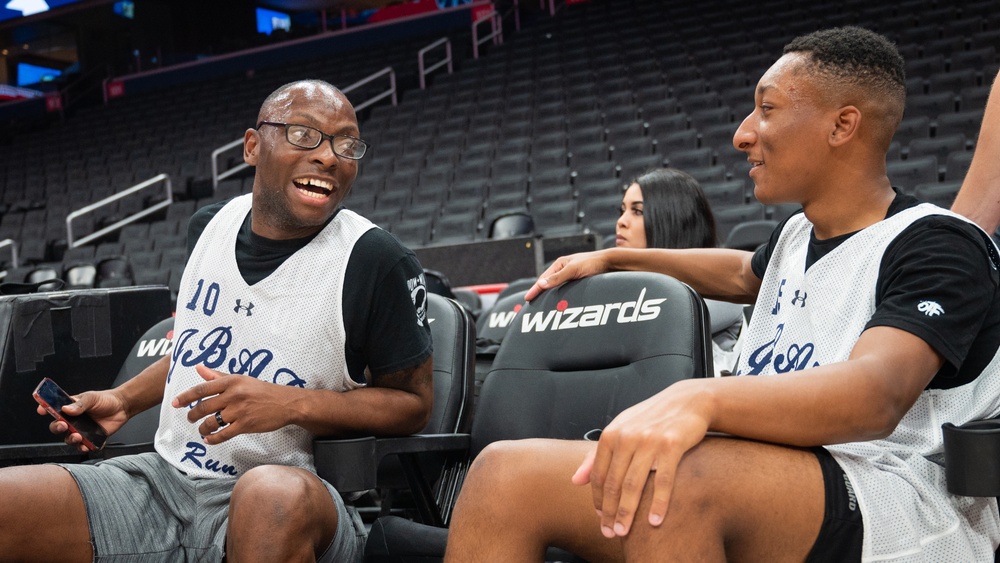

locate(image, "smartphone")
(32, 378), (108, 451)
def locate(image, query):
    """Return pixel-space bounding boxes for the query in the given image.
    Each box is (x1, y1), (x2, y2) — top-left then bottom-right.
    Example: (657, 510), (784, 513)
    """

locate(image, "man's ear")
(244, 128), (259, 166)
(829, 106), (861, 146)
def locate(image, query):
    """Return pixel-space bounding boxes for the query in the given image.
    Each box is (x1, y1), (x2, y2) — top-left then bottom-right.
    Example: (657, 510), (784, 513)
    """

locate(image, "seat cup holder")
(943, 419), (1000, 497)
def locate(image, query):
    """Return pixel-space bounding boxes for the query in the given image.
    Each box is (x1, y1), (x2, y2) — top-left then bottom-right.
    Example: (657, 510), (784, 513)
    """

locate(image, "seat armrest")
(314, 433), (470, 493)
(943, 420), (1000, 497)
(0, 442), (94, 466)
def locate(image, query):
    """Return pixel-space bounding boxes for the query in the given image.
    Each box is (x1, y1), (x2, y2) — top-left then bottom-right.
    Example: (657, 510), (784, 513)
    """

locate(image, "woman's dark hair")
(631, 168), (717, 249)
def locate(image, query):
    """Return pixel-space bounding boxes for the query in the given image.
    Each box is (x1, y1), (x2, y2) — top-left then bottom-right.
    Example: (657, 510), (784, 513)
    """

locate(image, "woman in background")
(616, 167), (744, 375)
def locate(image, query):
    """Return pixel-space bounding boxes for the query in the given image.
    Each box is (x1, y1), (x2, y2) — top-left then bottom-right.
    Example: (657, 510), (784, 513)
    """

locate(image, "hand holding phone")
(33, 378), (108, 451)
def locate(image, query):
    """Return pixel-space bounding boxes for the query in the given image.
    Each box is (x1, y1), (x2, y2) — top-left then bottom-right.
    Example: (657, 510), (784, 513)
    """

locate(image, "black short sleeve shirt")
(187, 200), (432, 385)
(750, 192), (1000, 389)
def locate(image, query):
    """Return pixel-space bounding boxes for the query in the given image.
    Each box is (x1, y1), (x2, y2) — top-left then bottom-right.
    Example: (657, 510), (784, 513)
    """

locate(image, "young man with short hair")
(445, 27), (1000, 562)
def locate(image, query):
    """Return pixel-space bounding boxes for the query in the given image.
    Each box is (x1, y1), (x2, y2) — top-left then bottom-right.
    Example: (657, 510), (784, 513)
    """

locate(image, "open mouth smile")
(293, 177), (334, 199)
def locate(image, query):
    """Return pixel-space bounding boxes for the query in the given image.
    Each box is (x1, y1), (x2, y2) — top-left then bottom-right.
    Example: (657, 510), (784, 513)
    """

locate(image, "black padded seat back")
(475, 290), (528, 355)
(423, 293), (475, 435)
(105, 317), (173, 447)
(474, 289), (529, 404)
(471, 271), (712, 456)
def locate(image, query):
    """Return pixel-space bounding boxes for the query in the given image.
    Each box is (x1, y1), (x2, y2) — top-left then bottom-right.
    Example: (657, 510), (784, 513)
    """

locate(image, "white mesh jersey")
(736, 203), (1000, 561)
(155, 194), (376, 479)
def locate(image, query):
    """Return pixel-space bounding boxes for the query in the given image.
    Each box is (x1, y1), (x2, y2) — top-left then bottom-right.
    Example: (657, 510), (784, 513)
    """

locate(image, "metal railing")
(342, 66), (398, 112)
(211, 138), (248, 189)
(472, 9), (503, 59)
(210, 67), (398, 189)
(418, 38), (453, 90)
(66, 173), (173, 248)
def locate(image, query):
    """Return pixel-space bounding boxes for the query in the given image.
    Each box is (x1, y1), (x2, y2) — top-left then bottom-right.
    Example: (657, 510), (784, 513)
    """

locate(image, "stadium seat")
(914, 181), (962, 208)
(937, 110), (986, 142)
(432, 212), (479, 244)
(923, 36), (966, 59)
(950, 47), (997, 73)
(892, 116), (932, 147)
(638, 98), (680, 122)
(928, 69), (979, 95)
(960, 85), (992, 113)
(619, 154), (667, 180)
(608, 137), (657, 164)
(63, 262), (97, 289)
(391, 218), (433, 248)
(724, 219), (779, 251)
(945, 151), (975, 182)
(702, 180), (747, 208)
(472, 289), (528, 404)
(95, 256), (135, 288)
(688, 106), (733, 128)
(887, 156), (940, 191)
(581, 193), (624, 234)
(906, 92), (957, 119)
(686, 164), (727, 184)
(666, 147), (714, 170)
(313, 292), (475, 528)
(909, 134), (967, 163)
(904, 55), (946, 79)
(646, 115), (692, 141)
(714, 203), (767, 242)
(488, 212), (534, 239)
(566, 141), (610, 167)
(532, 200), (579, 235)
(357, 271), (713, 560)
(100, 317), (175, 454)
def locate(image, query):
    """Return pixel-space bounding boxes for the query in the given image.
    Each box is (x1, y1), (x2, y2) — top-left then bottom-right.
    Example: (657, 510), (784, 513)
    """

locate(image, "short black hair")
(784, 27), (905, 90)
(630, 168), (717, 249)
(783, 27), (906, 149)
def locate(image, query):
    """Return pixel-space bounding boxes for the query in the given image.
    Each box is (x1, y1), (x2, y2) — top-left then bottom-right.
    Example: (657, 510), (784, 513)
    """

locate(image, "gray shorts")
(58, 452), (365, 563)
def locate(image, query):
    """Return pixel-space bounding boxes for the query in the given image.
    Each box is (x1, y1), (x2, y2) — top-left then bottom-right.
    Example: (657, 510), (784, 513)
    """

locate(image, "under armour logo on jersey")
(918, 300), (944, 317)
(234, 299), (254, 316)
(791, 290), (808, 307)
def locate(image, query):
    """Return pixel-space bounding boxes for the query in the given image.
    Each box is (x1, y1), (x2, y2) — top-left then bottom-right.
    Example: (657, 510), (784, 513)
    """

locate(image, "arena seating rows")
(0, 0), (998, 304)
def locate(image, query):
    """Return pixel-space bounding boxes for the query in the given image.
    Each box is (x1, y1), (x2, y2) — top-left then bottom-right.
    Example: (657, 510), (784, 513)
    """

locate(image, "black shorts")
(805, 447), (864, 563)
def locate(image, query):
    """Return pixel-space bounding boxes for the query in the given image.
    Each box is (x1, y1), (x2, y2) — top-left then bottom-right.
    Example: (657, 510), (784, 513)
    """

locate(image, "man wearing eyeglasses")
(0, 80), (433, 563)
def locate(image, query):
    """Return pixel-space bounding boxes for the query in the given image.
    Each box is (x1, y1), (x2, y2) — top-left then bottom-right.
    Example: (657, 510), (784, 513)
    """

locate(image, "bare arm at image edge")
(952, 70), (1000, 233)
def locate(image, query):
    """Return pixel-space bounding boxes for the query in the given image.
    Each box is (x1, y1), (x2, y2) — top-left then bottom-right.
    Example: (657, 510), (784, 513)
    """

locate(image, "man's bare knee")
(228, 465), (338, 561)
(463, 439), (555, 507)
(232, 465), (334, 527)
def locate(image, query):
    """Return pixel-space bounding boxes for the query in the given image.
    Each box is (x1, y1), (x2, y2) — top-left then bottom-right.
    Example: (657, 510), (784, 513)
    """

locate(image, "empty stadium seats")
(0, 0), (994, 321)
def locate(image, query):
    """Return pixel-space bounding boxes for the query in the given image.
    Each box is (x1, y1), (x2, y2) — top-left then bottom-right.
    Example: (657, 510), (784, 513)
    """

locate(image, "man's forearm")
(952, 70), (1000, 233)
(696, 327), (942, 446)
(114, 354), (170, 419)
(285, 357), (434, 438)
(606, 247), (760, 303)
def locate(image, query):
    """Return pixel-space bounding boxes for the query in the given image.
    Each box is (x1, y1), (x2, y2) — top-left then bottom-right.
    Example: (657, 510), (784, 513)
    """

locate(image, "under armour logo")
(918, 301), (944, 317)
(234, 299), (254, 316)
(791, 290), (808, 307)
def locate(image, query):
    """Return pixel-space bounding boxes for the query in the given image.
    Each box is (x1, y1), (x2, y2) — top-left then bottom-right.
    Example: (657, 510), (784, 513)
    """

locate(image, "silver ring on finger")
(215, 411), (227, 427)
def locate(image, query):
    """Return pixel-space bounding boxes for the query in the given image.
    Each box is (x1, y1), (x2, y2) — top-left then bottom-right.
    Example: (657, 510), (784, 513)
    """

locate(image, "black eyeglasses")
(256, 121), (369, 160)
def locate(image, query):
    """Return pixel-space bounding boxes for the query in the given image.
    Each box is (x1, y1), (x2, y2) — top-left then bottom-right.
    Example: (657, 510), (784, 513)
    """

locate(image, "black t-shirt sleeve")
(186, 200), (228, 258)
(343, 228), (433, 384)
(750, 215), (795, 279)
(867, 216), (1000, 388)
